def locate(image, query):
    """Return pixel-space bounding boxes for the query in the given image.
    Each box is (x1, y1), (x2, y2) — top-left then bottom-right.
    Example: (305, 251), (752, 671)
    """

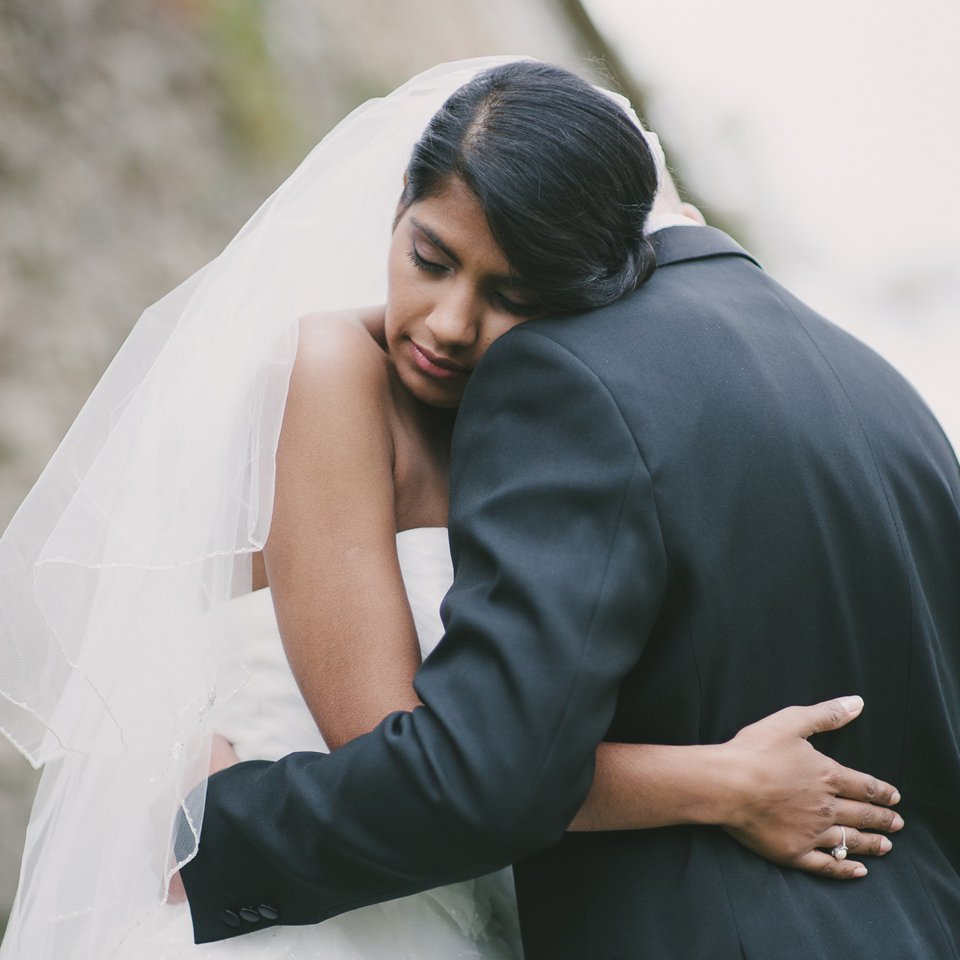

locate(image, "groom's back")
(513, 227), (960, 959)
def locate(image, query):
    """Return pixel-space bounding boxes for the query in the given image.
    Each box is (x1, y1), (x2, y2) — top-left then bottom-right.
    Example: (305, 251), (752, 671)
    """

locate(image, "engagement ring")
(831, 826), (849, 860)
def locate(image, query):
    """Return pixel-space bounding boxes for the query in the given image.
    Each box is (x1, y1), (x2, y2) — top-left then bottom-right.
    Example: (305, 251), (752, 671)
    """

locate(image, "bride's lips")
(409, 340), (471, 380)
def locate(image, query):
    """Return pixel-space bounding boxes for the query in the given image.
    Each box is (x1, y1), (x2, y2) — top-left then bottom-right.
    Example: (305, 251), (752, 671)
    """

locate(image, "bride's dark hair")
(398, 60), (659, 314)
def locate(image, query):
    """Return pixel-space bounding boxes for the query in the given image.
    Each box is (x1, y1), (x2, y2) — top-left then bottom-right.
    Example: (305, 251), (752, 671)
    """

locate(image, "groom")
(180, 190), (960, 954)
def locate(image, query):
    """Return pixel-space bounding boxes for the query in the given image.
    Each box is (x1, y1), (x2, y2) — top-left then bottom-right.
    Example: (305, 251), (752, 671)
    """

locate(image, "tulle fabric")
(0, 55), (662, 958)
(113, 528), (522, 958)
(0, 57), (527, 959)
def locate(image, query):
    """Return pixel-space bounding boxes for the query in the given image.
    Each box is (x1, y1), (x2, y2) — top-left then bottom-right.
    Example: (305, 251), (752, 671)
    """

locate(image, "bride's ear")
(679, 202), (707, 226)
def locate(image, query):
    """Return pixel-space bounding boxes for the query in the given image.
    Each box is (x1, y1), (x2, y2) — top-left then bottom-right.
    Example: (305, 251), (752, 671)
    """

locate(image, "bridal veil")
(0, 56), (533, 958)
(0, 56), (662, 957)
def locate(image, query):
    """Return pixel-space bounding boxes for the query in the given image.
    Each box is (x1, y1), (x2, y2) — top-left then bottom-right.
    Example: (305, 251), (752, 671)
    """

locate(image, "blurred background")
(0, 0), (956, 934)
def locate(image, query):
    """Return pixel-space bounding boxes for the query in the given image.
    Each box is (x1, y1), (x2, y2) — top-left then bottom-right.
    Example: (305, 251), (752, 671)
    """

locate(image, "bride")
(0, 58), (900, 959)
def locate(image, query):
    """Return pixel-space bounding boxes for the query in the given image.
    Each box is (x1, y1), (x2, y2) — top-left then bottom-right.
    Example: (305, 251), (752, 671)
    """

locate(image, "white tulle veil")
(0, 56), (540, 958)
(0, 55), (664, 958)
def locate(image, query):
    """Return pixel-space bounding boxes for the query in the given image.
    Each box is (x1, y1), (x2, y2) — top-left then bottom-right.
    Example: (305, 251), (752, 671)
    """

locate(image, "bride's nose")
(424, 283), (482, 349)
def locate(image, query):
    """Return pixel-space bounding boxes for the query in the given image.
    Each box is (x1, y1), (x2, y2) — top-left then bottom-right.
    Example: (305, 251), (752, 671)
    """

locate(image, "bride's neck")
(357, 305), (387, 348)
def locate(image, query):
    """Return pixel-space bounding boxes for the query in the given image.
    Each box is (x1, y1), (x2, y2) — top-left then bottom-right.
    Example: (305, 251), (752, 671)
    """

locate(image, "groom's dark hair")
(398, 60), (659, 315)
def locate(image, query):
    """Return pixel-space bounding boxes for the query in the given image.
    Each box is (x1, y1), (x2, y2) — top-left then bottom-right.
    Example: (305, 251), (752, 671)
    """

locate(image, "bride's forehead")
(402, 180), (510, 264)
(416, 178), (484, 223)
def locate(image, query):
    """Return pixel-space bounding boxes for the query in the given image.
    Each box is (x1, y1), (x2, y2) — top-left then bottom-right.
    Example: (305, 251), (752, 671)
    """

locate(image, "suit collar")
(651, 225), (761, 270)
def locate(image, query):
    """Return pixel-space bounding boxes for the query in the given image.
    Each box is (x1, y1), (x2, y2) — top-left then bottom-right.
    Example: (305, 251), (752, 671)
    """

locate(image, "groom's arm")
(180, 326), (667, 943)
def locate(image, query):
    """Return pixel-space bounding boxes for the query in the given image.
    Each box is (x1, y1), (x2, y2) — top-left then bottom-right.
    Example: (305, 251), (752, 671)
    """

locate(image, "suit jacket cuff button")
(220, 910), (241, 928)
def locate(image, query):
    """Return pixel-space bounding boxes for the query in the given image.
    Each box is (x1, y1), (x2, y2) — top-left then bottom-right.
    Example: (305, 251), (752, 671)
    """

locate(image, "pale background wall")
(586, 0), (960, 449)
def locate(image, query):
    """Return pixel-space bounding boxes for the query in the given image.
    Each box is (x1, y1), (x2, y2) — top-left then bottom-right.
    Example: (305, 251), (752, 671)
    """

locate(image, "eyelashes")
(407, 246), (542, 319)
(493, 293), (543, 319)
(408, 246), (448, 276)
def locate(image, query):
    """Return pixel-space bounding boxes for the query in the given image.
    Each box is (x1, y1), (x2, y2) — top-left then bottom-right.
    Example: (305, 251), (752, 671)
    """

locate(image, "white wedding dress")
(116, 527), (523, 959)
(0, 57), (658, 959)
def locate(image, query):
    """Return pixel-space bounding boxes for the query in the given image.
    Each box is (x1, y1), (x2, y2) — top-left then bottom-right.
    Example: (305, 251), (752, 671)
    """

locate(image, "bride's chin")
(392, 358), (465, 409)
(408, 375), (464, 409)
(413, 380), (464, 410)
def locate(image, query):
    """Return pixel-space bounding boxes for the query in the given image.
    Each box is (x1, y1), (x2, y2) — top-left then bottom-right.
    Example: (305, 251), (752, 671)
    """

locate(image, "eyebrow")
(409, 217), (461, 266)
(408, 216), (529, 289)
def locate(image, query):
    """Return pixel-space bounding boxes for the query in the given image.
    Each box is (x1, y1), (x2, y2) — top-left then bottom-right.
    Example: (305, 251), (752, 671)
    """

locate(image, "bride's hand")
(167, 734), (241, 904)
(571, 696), (901, 879)
(717, 696), (903, 878)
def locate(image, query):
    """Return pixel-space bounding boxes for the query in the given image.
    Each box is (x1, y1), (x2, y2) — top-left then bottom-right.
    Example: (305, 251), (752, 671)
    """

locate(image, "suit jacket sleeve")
(180, 326), (668, 943)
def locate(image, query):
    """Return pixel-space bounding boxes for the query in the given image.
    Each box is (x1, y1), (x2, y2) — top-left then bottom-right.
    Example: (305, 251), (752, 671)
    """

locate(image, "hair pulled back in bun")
(399, 60), (659, 314)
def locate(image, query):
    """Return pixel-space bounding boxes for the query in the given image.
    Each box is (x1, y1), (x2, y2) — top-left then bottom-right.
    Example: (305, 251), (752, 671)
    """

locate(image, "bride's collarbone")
(388, 372), (452, 532)
(391, 430), (450, 531)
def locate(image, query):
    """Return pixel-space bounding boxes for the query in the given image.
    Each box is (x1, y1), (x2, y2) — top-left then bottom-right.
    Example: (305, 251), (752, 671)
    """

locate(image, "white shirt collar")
(646, 213), (705, 234)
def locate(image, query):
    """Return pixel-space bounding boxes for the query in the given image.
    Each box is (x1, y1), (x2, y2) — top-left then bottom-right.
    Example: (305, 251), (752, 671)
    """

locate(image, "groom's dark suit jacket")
(182, 227), (960, 957)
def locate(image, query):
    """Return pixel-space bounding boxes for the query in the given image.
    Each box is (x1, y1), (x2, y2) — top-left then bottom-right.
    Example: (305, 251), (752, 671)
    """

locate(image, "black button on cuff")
(239, 907), (261, 923)
(258, 904), (279, 920)
(220, 910), (241, 928)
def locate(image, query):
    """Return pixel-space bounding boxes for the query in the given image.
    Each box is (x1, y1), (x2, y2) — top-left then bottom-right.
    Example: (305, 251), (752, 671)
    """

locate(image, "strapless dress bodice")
(124, 527), (519, 959)
(395, 526), (454, 658)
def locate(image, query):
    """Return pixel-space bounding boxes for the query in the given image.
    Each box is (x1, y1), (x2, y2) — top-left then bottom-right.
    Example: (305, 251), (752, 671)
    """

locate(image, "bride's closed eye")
(408, 244), (449, 276)
(492, 290), (543, 318)
(408, 243), (541, 318)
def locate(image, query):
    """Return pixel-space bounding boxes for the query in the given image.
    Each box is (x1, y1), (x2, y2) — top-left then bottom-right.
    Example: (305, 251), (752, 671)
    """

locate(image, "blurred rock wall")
(0, 0), (599, 932)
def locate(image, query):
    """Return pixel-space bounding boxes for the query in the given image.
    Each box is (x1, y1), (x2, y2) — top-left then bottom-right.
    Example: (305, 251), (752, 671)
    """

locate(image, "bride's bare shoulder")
(291, 309), (391, 406)
(276, 310), (395, 471)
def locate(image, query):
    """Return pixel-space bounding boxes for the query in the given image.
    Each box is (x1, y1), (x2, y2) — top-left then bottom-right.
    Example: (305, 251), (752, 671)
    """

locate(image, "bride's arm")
(263, 314), (423, 750)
